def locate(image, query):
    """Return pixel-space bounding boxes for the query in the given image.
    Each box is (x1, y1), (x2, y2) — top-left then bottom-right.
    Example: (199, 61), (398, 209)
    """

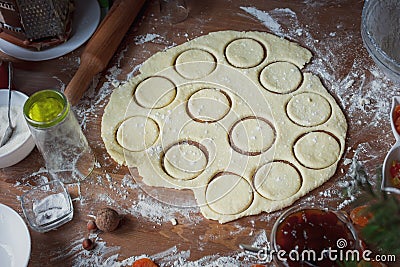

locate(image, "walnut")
(95, 208), (120, 232)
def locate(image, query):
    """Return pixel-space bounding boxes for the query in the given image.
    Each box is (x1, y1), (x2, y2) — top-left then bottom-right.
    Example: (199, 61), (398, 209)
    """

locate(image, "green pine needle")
(361, 196), (400, 255)
(347, 160), (400, 256)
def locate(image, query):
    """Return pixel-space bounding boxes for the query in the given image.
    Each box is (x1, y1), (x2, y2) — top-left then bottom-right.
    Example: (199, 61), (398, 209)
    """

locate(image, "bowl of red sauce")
(271, 203), (360, 267)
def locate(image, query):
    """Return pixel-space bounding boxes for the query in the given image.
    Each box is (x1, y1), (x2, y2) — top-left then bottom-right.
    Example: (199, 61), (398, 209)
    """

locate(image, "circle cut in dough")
(206, 173), (253, 215)
(225, 38), (265, 68)
(253, 161), (302, 201)
(163, 142), (208, 180)
(187, 88), (231, 123)
(175, 49), (217, 79)
(116, 116), (159, 152)
(230, 117), (275, 156)
(294, 131), (340, 169)
(260, 62), (302, 94)
(135, 76), (176, 109)
(287, 92), (331, 127)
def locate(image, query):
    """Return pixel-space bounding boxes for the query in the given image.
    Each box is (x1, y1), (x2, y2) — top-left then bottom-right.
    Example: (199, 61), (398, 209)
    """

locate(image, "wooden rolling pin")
(65, 0), (146, 105)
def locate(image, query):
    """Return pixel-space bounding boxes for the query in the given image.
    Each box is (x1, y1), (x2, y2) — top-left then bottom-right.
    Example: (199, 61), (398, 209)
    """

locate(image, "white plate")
(0, 0), (100, 61)
(0, 203), (31, 267)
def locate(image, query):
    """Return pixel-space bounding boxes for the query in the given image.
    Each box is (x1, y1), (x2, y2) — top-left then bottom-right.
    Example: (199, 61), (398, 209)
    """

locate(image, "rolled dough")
(101, 30), (347, 223)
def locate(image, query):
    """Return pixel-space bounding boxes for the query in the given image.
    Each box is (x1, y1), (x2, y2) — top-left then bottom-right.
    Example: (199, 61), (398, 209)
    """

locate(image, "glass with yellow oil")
(23, 90), (95, 183)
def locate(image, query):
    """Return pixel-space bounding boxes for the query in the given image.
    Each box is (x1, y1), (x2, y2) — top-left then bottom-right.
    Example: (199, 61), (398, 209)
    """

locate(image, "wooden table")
(1, 0), (399, 266)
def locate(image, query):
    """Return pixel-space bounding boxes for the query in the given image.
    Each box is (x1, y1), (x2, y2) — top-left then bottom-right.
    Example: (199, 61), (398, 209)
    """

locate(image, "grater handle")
(64, 0), (146, 105)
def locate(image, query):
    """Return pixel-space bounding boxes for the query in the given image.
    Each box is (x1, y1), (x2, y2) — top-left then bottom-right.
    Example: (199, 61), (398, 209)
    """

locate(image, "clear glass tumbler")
(159, 0), (188, 24)
(361, 0), (400, 83)
(20, 180), (74, 232)
(23, 89), (95, 183)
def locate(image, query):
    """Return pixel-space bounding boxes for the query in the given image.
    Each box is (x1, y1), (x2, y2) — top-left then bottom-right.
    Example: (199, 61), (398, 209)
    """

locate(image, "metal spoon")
(0, 62), (15, 147)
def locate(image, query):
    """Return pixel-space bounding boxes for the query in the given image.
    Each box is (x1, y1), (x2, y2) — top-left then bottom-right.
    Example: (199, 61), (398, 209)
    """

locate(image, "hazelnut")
(95, 207), (120, 232)
(82, 238), (95, 250)
(87, 220), (98, 231)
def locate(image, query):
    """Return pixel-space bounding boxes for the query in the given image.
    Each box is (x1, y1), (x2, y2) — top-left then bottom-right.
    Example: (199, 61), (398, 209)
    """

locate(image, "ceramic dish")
(0, 89), (35, 168)
(382, 96), (400, 194)
(0, 0), (100, 61)
(0, 203), (31, 267)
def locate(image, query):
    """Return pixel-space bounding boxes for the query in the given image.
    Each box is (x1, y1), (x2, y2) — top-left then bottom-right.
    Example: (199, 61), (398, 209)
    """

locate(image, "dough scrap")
(101, 30), (347, 223)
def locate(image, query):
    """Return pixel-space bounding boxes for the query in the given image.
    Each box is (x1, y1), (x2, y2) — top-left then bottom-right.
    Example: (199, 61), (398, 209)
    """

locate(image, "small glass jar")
(23, 89), (95, 183)
(21, 180), (73, 232)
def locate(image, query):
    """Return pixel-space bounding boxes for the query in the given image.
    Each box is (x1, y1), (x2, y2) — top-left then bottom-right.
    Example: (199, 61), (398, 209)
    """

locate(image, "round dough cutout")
(225, 38), (265, 68)
(260, 62), (302, 94)
(206, 173), (253, 215)
(187, 88), (231, 122)
(135, 76), (176, 109)
(294, 131), (340, 169)
(164, 142), (208, 180)
(175, 49), (217, 79)
(230, 117), (275, 155)
(253, 161), (301, 200)
(287, 92), (331, 127)
(116, 116), (159, 152)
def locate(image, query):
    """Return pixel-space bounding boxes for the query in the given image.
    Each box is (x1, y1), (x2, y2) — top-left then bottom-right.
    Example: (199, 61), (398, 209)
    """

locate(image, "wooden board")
(1, 0), (399, 266)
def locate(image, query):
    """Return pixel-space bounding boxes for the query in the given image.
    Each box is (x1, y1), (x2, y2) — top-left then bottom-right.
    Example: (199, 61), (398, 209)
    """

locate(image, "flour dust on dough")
(101, 30), (347, 223)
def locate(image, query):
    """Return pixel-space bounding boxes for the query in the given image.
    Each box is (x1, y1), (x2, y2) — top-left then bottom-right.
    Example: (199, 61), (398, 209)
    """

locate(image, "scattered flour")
(127, 195), (200, 225)
(134, 33), (165, 45)
(240, 7), (283, 36)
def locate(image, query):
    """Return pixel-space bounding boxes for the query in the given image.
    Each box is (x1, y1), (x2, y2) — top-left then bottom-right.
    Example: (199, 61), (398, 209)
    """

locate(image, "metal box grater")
(0, 0), (73, 49)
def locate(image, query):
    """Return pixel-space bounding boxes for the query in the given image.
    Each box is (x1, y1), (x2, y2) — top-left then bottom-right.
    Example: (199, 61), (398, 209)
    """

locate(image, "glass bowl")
(270, 203), (359, 267)
(20, 180), (73, 233)
(361, 0), (400, 83)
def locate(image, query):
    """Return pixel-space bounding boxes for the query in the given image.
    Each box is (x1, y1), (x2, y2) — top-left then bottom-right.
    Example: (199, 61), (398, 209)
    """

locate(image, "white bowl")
(0, 203), (31, 267)
(0, 89), (35, 168)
